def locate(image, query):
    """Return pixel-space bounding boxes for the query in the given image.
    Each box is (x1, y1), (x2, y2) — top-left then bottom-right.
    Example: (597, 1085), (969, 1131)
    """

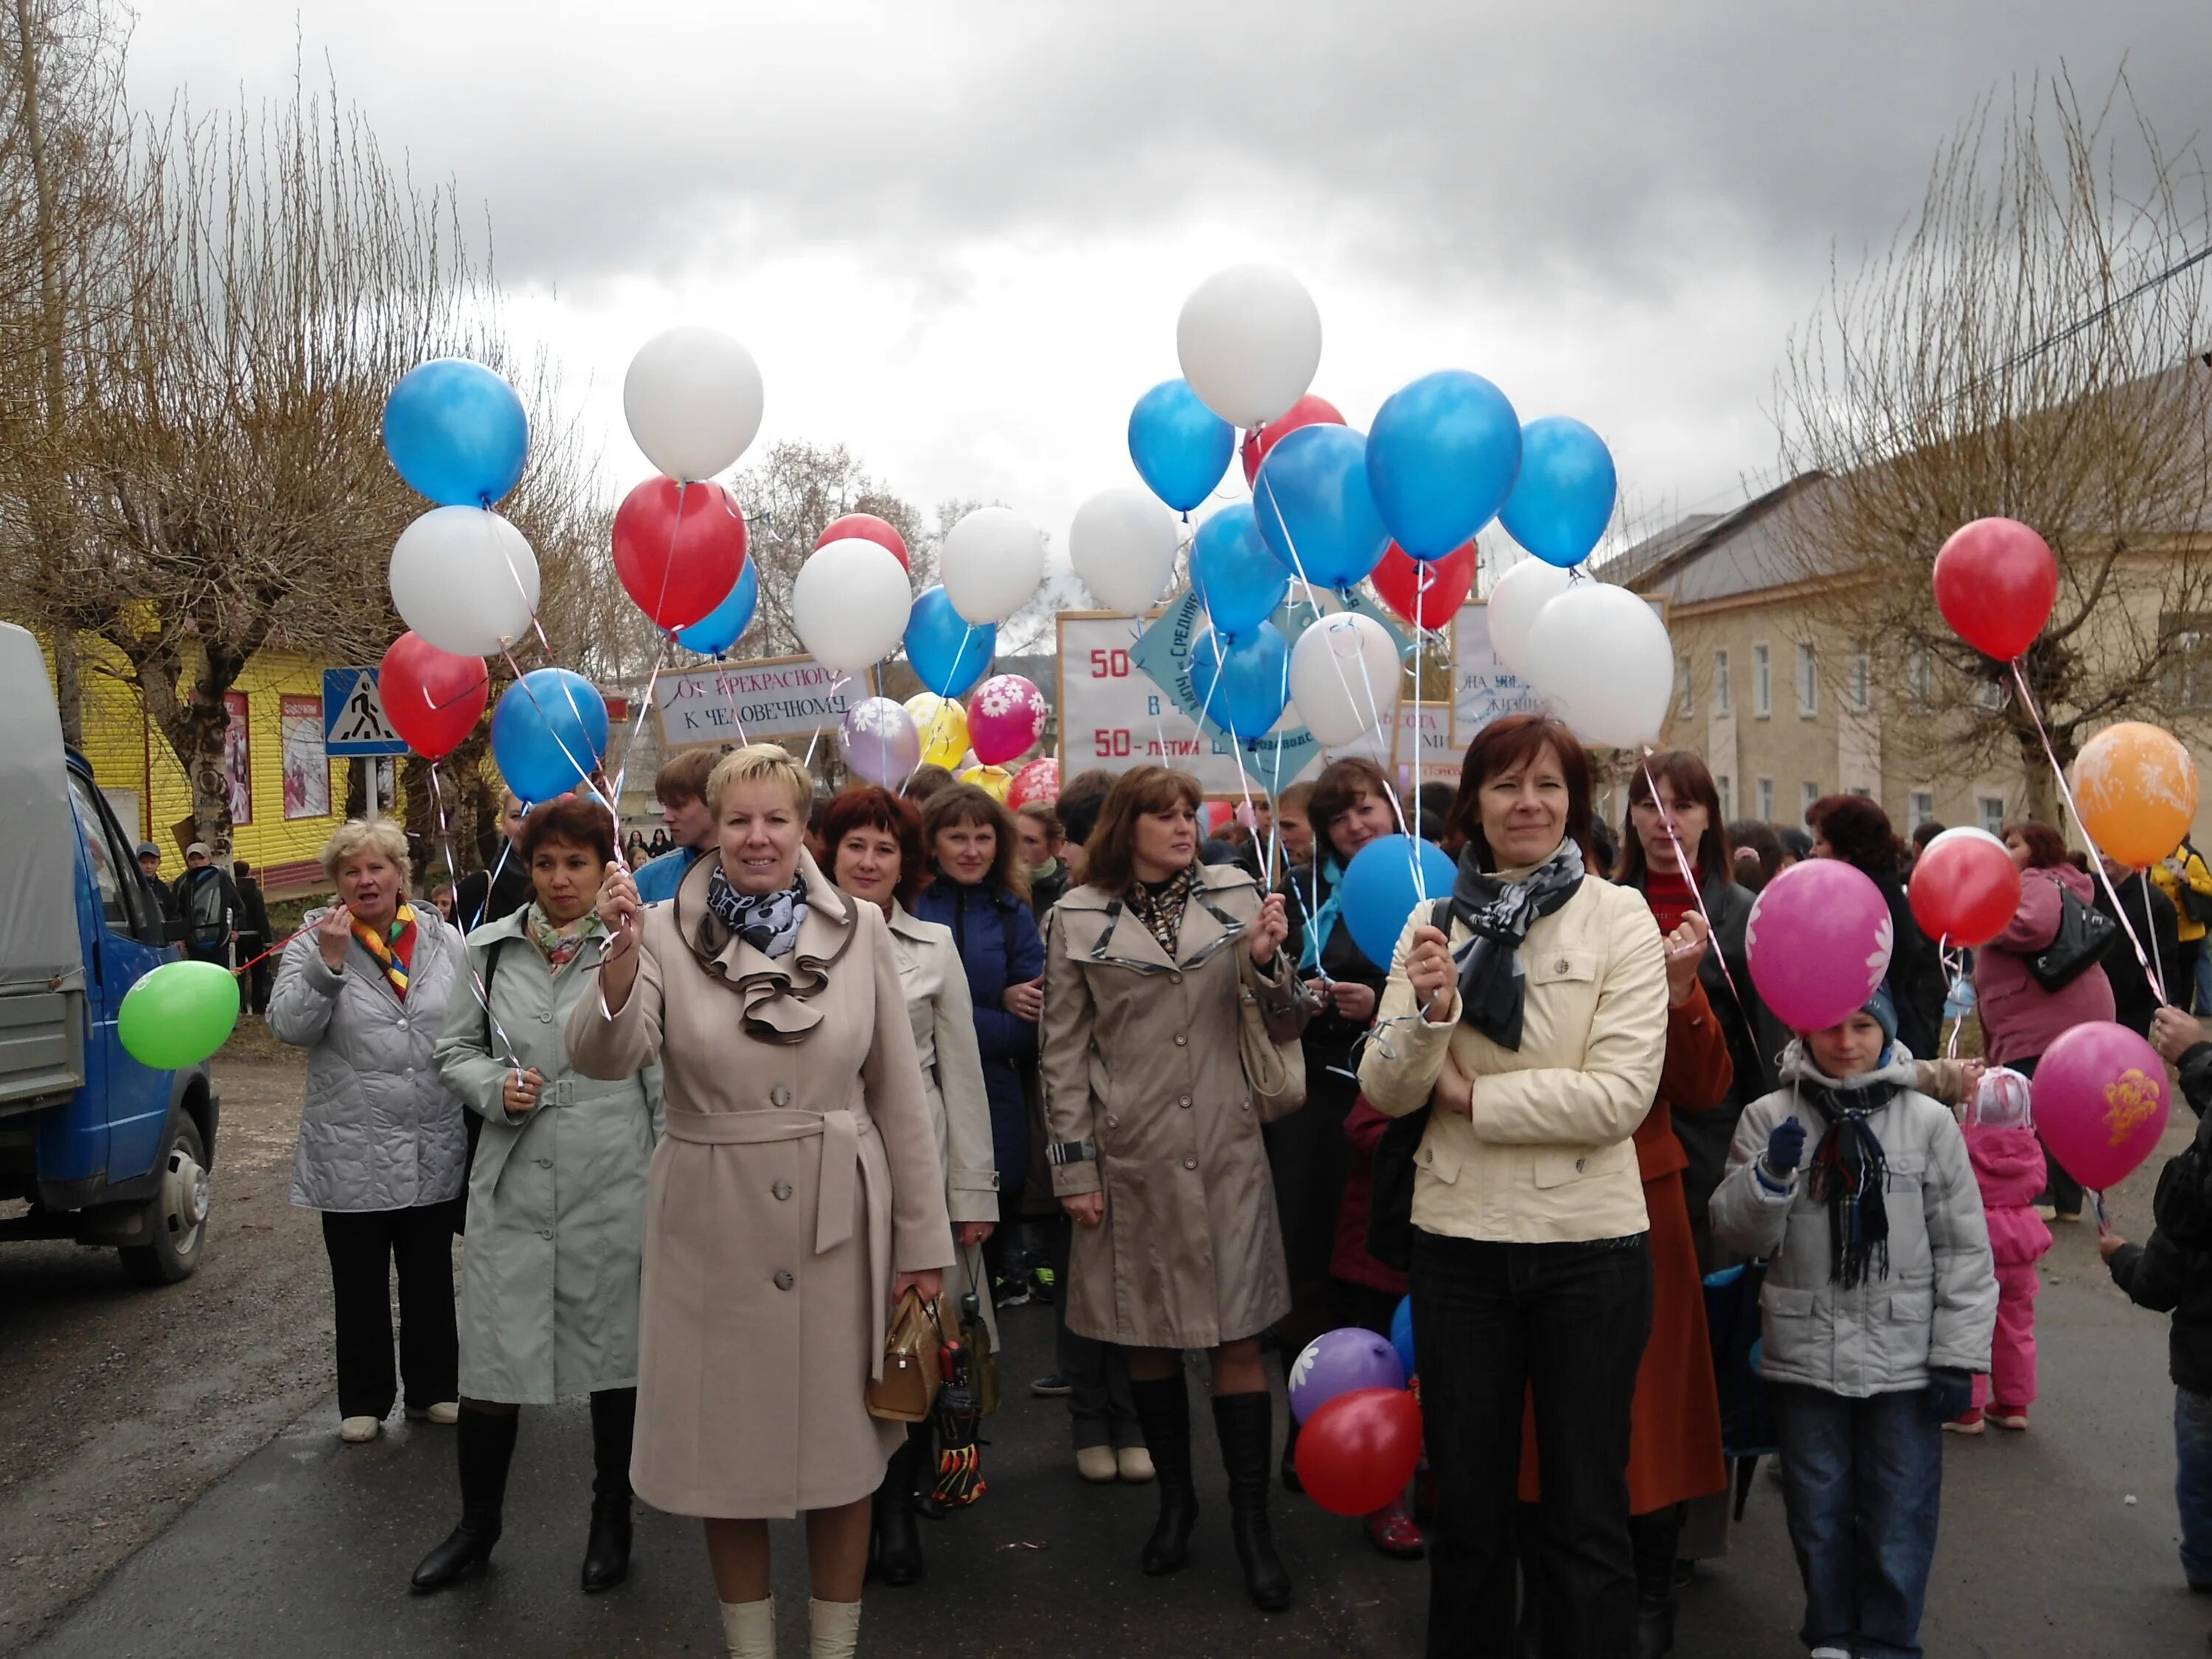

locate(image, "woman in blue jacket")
(914, 785), (1045, 1301)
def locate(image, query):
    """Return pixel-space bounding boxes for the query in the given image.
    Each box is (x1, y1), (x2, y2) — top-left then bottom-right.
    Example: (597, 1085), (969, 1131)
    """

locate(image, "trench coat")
(1040, 863), (1310, 1349)
(566, 850), (953, 1519)
(434, 911), (664, 1405)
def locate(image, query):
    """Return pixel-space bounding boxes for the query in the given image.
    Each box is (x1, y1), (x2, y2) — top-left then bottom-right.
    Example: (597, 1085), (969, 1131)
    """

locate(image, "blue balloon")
(1187, 622), (1289, 740)
(1128, 378), (1235, 513)
(490, 668), (608, 803)
(1189, 505), (1288, 639)
(904, 585), (996, 698)
(1366, 369), (1522, 560)
(1498, 415), (1618, 568)
(383, 358), (529, 507)
(1340, 833), (1459, 968)
(1391, 1295), (1416, 1380)
(1253, 425), (1392, 589)
(674, 560), (759, 655)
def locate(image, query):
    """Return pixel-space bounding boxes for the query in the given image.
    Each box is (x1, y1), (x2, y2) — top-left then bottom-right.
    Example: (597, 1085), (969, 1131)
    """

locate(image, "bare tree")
(1773, 70), (2212, 823)
(728, 439), (928, 661)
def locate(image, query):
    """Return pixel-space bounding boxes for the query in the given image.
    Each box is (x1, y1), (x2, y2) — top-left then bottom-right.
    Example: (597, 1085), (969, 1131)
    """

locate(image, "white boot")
(720, 1598), (773, 1658)
(809, 1596), (861, 1659)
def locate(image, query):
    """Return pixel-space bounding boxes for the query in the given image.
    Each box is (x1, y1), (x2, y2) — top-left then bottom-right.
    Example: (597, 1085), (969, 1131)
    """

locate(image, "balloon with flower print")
(839, 696), (919, 788)
(1007, 757), (1060, 810)
(967, 674), (1048, 767)
(1745, 858), (1895, 1032)
(2033, 1021), (2170, 1190)
(2073, 721), (2199, 869)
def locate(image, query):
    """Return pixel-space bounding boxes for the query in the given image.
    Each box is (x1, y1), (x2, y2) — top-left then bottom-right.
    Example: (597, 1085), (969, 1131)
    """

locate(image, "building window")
(1753, 644), (1772, 718)
(1907, 649), (1932, 706)
(1801, 780), (1820, 818)
(1714, 650), (1732, 714)
(1847, 650), (1870, 712)
(1974, 677), (2005, 714)
(1756, 776), (1775, 821)
(1717, 774), (1733, 818)
(1797, 644), (1819, 717)
(1977, 795), (2006, 836)
(1675, 655), (1694, 719)
(1910, 790), (1935, 827)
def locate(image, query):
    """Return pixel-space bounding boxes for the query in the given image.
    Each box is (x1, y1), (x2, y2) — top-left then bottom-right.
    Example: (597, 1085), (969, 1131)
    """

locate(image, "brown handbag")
(1238, 957), (1309, 1123)
(867, 1289), (954, 1423)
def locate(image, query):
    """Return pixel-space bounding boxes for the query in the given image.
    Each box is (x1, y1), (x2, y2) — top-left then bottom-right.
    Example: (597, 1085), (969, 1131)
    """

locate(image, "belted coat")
(1040, 862), (1309, 1349)
(566, 849), (953, 1519)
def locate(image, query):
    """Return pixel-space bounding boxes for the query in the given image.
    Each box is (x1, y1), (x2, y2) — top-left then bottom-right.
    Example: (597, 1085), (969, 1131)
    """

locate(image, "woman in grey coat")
(270, 818), (470, 1447)
(411, 797), (664, 1597)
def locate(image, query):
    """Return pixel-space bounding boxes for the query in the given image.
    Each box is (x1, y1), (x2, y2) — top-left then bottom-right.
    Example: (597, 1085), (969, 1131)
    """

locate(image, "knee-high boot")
(1212, 1391), (1291, 1611)
(582, 1388), (636, 1593)
(1129, 1374), (1197, 1575)
(411, 1407), (518, 1593)
(871, 1422), (926, 1586)
(1630, 1505), (1685, 1658)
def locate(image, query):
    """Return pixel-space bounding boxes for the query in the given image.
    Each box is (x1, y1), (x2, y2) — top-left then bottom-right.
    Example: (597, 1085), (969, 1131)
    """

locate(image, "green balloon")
(117, 959), (240, 1070)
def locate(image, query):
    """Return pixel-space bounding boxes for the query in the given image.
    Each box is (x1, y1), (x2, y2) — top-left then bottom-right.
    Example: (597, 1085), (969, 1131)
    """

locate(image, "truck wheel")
(120, 1115), (210, 1286)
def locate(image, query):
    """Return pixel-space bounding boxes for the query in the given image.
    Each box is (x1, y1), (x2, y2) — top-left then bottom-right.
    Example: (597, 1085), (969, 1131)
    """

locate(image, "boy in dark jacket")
(2102, 1004), (2212, 1603)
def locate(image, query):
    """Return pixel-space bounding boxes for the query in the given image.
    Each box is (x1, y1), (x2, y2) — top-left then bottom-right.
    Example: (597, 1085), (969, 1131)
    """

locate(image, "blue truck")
(0, 622), (218, 1283)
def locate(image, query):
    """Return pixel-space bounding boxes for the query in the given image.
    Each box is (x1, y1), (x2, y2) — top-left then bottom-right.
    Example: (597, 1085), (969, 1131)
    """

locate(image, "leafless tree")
(1773, 69), (2212, 823)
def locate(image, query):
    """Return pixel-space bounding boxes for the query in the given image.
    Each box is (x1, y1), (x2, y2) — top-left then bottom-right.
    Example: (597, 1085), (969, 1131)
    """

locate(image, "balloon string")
(1636, 748), (1749, 1019)
(599, 639), (678, 866)
(1938, 938), (1967, 1062)
(2143, 869), (2172, 1009)
(713, 653), (751, 747)
(427, 759), (525, 1069)
(2006, 661), (2165, 1003)
(802, 675), (852, 771)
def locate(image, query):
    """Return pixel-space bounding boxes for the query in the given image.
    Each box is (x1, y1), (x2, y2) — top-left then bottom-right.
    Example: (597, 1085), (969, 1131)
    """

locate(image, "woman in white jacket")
(1359, 715), (1669, 1659)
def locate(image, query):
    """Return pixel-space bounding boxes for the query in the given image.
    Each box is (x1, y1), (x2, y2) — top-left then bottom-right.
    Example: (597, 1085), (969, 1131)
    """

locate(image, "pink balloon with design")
(1744, 858), (1895, 1032)
(2032, 1021), (2169, 1191)
(968, 673), (1048, 766)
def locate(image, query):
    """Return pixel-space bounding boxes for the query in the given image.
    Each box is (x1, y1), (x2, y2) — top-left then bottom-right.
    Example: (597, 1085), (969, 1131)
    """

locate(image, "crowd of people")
(256, 720), (2212, 1659)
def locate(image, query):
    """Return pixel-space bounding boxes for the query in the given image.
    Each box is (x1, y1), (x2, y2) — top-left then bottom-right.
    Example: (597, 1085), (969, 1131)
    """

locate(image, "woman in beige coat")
(1358, 714), (1669, 1659)
(1041, 765), (1307, 1611)
(568, 745), (953, 1659)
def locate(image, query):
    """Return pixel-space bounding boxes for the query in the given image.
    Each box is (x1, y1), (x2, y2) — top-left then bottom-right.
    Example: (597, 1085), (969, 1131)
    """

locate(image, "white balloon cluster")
(1519, 577), (1675, 751)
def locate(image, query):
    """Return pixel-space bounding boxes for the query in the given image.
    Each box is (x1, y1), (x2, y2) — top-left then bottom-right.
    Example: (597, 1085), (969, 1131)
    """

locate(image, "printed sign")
(281, 695), (330, 819)
(653, 654), (870, 749)
(321, 668), (408, 757)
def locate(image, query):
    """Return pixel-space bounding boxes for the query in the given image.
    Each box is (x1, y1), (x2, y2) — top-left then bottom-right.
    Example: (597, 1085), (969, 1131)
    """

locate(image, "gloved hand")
(1926, 1367), (1973, 1422)
(1764, 1116), (1807, 1176)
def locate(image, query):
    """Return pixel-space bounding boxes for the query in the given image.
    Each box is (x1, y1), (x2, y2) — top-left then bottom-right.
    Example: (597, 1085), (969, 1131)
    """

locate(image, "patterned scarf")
(706, 866), (809, 961)
(1126, 866), (1196, 960)
(1801, 1071), (1899, 1289)
(525, 902), (603, 971)
(1444, 840), (1586, 1050)
(1295, 855), (1348, 975)
(350, 903), (417, 1000)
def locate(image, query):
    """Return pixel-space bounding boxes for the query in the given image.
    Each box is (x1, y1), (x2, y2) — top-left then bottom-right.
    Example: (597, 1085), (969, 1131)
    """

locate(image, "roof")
(1596, 473), (1830, 605)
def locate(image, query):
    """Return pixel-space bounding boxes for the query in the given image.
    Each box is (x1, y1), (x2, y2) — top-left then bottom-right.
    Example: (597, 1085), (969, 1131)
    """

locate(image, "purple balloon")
(1289, 1327), (1407, 1424)
(1745, 858), (1895, 1033)
(838, 696), (919, 787)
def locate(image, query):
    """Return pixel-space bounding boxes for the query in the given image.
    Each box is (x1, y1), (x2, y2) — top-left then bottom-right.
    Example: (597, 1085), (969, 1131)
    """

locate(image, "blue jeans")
(1770, 1383), (1941, 1659)
(2176, 1388), (2212, 1587)
(2196, 942), (2212, 1019)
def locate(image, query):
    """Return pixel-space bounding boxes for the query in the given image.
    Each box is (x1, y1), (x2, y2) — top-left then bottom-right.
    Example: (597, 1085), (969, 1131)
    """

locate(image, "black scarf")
(706, 866), (808, 961)
(1800, 1073), (1899, 1289)
(1445, 839), (1586, 1050)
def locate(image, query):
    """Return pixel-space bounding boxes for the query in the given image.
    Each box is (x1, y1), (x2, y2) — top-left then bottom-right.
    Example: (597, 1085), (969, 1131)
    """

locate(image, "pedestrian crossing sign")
(322, 668), (410, 757)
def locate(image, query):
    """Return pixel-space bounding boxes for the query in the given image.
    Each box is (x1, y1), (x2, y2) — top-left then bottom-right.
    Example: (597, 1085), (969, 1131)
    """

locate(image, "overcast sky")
(129, 1), (2211, 573)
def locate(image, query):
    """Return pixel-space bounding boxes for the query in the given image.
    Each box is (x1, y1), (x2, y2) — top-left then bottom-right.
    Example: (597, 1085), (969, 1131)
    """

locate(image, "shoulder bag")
(1238, 954), (1309, 1121)
(2025, 881), (2118, 992)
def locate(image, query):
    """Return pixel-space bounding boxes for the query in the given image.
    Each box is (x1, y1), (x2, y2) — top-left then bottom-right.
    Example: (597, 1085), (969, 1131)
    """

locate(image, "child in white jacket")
(1710, 988), (1996, 1659)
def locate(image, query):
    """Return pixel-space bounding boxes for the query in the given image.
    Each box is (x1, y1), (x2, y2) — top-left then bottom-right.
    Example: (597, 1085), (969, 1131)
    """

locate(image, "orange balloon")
(2073, 721), (2198, 868)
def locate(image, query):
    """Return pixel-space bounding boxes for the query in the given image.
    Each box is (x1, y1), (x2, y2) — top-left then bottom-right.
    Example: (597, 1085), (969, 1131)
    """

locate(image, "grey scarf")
(706, 866), (808, 961)
(1445, 839), (1586, 1050)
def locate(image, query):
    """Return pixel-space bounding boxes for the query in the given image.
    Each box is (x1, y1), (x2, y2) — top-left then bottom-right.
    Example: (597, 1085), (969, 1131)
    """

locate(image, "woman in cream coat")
(568, 746), (952, 1659)
(1359, 714), (1668, 1659)
(822, 783), (998, 1586)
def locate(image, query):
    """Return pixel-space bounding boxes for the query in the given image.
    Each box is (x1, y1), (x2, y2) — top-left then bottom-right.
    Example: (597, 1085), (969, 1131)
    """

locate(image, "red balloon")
(1932, 517), (2057, 663)
(379, 631), (489, 762)
(1370, 541), (1475, 631)
(1294, 1387), (1423, 1517)
(1908, 826), (2023, 948)
(1240, 393), (1346, 487)
(816, 512), (910, 569)
(613, 477), (749, 630)
(1007, 757), (1059, 810)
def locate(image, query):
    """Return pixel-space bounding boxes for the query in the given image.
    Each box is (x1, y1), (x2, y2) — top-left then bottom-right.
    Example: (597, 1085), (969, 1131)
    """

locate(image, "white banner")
(653, 654), (870, 749)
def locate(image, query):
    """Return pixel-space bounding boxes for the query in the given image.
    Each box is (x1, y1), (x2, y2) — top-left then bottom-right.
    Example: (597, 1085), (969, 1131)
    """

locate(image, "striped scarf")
(350, 903), (417, 999)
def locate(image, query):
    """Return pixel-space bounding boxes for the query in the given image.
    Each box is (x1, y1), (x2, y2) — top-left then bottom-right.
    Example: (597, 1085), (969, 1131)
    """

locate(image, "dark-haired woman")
(1360, 714), (1668, 1659)
(824, 785), (1000, 1584)
(414, 797), (662, 1595)
(1978, 820), (2117, 1222)
(1807, 794), (1946, 1060)
(1041, 765), (1308, 1609)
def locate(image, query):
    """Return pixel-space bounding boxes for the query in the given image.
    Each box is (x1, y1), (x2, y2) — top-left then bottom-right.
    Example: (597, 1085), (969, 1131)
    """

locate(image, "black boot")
(1279, 1412), (1302, 1493)
(581, 1388), (636, 1593)
(1129, 1374), (1197, 1576)
(1213, 1391), (1291, 1612)
(1629, 1506), (1684, 1659)
(871, 1423), (926, 1587)
(411, 1407), (518, 1593)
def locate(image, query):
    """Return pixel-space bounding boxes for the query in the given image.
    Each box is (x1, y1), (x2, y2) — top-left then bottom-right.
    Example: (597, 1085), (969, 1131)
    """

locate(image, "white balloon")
(1175, 264), (1324, 428)
(1068, 486), (1180, 614)
(622, 325), (765, 481)
(1289, 611), (1402, 746)
(1523, 582), (1674, 750)
(793, 538), (911, 675)
(1485, 557), (1576, 679)
(941, 506), (1046, 625)
(389, 507), (540, 656)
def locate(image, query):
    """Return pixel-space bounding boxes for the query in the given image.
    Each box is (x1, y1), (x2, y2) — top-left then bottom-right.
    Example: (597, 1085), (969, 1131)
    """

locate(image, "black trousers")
(1266, 1050), (1358, 1357)
(1045, 1214), (1140, 1449)
(1412, 1228), (1654, 1659)
(2014, 1053), (2084, 1216)
(321, 1200), (462, 1419)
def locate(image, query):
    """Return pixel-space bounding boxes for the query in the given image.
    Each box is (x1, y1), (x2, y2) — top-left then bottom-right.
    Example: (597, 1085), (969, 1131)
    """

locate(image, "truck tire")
(119, 1114), (210, 1286)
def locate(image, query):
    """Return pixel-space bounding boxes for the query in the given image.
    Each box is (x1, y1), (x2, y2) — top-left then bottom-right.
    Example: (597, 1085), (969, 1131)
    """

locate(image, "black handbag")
(2025, 883), (2118, 992)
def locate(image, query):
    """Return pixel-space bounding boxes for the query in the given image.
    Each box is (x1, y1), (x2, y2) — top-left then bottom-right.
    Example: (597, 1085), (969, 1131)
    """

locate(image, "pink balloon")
(2033, 1021), (2171, 1191)
(1745, 860), (1895, 1032)
(968, 673), (1048, 766)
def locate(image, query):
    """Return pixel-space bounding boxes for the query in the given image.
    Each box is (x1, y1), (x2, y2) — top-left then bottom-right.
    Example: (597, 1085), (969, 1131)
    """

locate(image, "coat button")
(537, 1158), (552, 1169)
(771, 1085), (792, 1107)
(1173, 1032), (1187, 1046)
(396, 1018), (408, 1030)
(1575, 1157), (1588, 1173)
(1105, 1114), (1119, 1128)
(538, 1010), (554, 1023)
(774, 1270), (795, 1291)
(540, 1228), (554, 1240)
(1170, 971), (1183, 984)
(1182, 1158), (1197, 1171)
(773, 1180), (793, 1200)
(1554, 959), (1568, 974)
(1179, 1095), (1192, 1109)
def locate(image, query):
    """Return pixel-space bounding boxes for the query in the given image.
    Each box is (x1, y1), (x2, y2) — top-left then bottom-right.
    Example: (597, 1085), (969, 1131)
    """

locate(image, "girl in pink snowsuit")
(1959, 1113), (2051, 1430)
